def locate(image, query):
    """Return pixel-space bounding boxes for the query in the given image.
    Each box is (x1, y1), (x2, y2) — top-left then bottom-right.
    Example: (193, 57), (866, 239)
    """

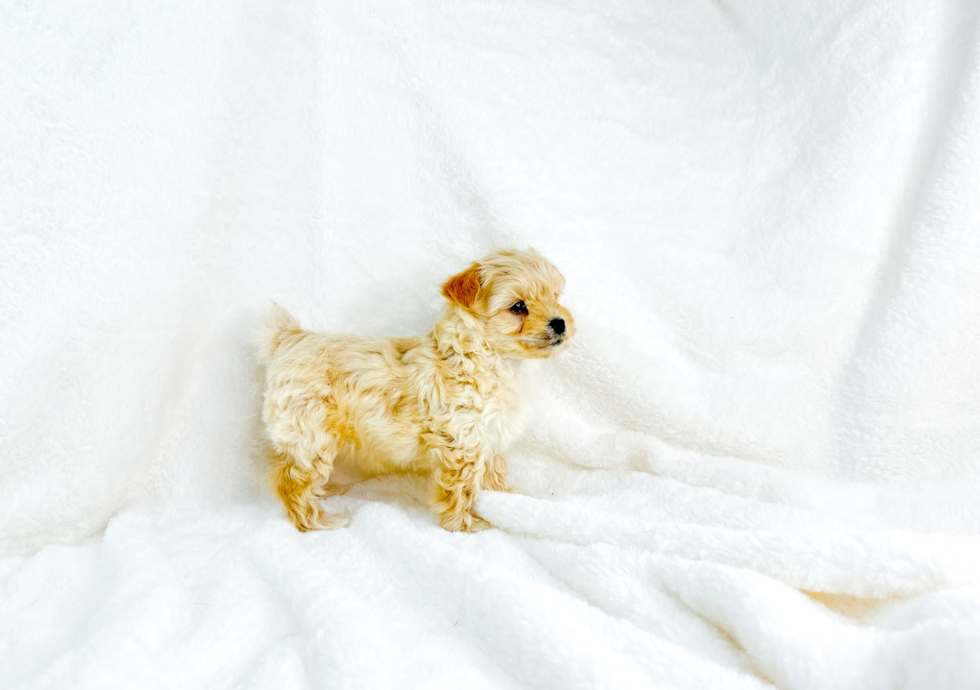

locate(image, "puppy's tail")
(260, 303), (302, 361)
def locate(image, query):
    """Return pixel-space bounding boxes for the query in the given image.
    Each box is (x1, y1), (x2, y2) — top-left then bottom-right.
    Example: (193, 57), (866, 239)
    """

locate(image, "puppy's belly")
(338, 411), (429, 475)
(338, 437), (425, 475)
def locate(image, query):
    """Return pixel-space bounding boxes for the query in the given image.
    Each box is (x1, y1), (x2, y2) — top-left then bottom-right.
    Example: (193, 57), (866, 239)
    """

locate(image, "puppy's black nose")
(549, 318), (566, 335)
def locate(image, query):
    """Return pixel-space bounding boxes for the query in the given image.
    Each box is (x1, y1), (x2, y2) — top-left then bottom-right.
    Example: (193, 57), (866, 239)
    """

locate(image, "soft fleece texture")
(2, 1), (980, 688)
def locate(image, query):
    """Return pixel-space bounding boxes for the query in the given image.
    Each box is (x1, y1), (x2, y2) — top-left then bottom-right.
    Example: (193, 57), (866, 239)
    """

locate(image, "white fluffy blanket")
(2, 1), (979, 688)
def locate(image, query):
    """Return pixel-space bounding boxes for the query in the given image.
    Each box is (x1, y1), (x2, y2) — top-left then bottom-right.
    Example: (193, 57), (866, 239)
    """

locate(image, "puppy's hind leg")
(269, 441), (349, 531)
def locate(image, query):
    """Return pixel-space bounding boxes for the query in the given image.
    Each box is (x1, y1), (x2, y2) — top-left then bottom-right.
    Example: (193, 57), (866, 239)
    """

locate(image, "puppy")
(260, 248), (574, 532)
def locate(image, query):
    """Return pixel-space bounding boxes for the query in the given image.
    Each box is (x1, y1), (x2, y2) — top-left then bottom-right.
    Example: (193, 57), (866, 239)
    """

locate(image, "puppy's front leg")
(482, 453), (511, 492)
(431, 442), (491, 532)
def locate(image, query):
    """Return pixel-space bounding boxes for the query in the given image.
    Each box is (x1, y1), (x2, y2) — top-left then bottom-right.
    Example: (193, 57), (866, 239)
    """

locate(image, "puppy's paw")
(439, 509), (492, 533)
(290, 502), (350, 532)
(313, 482), (351, 499)
(468, 514), (493, 532)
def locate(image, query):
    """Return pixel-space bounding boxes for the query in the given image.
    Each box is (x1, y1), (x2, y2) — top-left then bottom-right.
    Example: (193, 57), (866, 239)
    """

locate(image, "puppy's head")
(442, 248), (575, 359)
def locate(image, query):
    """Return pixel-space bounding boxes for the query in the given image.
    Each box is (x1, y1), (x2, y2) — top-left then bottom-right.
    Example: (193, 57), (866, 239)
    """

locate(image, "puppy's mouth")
(521, 335), (565, 351)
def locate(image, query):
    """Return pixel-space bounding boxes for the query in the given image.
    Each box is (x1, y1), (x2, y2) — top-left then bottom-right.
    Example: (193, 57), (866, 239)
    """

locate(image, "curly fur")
(259, 248), (574, 532)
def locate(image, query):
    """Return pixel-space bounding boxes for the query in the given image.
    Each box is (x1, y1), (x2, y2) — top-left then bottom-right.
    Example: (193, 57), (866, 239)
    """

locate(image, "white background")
(2, 1), (979, 688)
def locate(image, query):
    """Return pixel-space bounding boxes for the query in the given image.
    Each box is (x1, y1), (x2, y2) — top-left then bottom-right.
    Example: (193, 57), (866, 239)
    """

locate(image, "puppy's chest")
(471, 360), (537, 451)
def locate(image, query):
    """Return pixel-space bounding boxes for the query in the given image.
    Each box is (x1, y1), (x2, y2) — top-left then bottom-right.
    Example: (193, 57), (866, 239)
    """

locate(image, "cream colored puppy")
(260, 248), (574, 532)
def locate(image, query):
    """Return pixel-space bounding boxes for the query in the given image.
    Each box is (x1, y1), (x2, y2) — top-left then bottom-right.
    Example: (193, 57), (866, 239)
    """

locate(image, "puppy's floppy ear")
(442, 263), (481, 309)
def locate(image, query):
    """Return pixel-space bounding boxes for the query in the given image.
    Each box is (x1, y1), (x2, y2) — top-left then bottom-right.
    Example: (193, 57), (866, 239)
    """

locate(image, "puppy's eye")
(509, 301), (528, 315)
